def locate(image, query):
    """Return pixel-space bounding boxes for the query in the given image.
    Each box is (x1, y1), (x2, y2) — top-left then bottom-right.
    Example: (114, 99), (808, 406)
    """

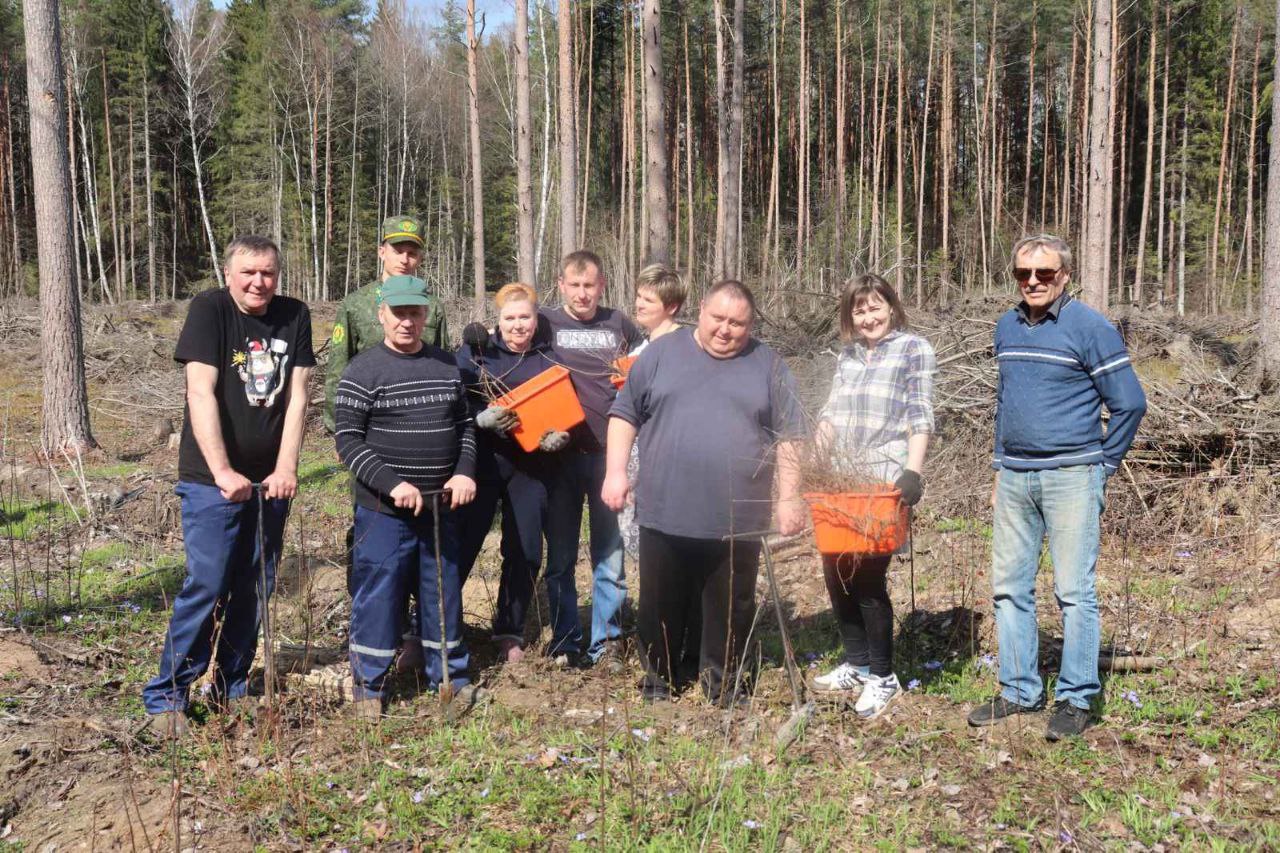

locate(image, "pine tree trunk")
(1259, 0), (1280, 387)
(1210, 4), (1241, 315)
(515, 0), (535, 282)
(642, 0), (670, 265)
(22, 0), (96, 453)
(1243, 31), (1261, 314)
(142, 76), (156, 303)
(1081, 0), (1113, 310)
(1156, 3), (1170, 300)
(915, 6), (936, 306)
(467, 0), (486, 313)
(1021, 2), (1037, 236)
(560, 0), (581, 257)
(101, 53), (123, 301)
(1133, 7), (1157, 306)
(834, 0), (845, 269)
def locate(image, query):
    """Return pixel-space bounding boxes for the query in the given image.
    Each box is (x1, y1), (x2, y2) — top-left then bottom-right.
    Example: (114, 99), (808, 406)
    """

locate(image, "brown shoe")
(597, 640), (629, 675)
(351, 697), (383, 721)
(142, 710), (189, 741)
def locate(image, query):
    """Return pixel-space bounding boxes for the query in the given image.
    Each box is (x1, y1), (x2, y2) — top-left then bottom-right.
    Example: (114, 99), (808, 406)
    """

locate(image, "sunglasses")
(1012, 267), (1061, 283)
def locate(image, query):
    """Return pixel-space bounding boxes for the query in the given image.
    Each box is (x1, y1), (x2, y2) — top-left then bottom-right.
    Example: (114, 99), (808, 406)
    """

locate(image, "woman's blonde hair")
(495, 282), (538, 310)
(635, 264), (687, 313)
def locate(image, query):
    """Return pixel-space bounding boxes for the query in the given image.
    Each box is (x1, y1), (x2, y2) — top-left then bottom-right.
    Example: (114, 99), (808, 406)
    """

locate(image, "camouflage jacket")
(322, 279), (450, 432)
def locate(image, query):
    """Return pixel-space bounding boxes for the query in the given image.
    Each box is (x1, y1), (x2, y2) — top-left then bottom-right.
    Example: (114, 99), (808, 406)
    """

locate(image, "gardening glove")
(894, 470), (924, 507)
(476, 406), (519, 433)
(538, 429), (571, 452)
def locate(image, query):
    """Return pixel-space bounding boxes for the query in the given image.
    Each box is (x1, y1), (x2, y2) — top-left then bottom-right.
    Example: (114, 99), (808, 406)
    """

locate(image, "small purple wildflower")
(743, 820), (761, 830)
(1059, 829), (1074, 844)
(412, 790), (425, 804)
(575, 832), (588, 841)
(977, 654), (997, 670)
(924, 660), (942, 671)
(1176, 551), (1192, 558)
(61, 614), (72, 624)
(1122, 690), (1142, 709)
(907, 678), (922, 691)
(479, 787), (490, 798)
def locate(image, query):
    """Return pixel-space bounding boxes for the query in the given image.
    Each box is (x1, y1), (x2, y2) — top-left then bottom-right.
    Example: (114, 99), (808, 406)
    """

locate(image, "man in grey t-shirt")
(603, 280), (807, 707)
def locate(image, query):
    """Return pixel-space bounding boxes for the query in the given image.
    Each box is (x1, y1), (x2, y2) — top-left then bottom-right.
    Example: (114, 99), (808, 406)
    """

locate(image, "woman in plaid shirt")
(812, 274), (937, 718)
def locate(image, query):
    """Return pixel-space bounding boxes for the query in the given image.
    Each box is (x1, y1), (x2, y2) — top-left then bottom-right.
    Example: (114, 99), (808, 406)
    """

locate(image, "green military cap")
(381, 214), (424, 246)
(378, 275), (431, 306)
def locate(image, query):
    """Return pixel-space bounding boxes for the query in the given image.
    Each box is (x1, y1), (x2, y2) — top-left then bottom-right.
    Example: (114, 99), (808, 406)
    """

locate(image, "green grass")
(0, 497), (69, 540)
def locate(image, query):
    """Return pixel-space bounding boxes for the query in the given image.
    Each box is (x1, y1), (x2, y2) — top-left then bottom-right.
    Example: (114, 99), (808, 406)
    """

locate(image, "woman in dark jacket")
(456, 283), (568, 663)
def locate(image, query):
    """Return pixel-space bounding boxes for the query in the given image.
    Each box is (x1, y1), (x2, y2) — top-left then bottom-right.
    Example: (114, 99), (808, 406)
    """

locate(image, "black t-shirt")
(176, 288), (316, 485)
(542, 306), (643, 451)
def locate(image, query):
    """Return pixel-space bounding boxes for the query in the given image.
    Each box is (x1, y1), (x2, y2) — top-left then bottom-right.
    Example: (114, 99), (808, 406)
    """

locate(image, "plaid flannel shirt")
(819, 331), (937, 472)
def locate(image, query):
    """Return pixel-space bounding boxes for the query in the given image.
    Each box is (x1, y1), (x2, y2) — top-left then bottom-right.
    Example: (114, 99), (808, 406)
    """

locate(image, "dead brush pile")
(760, 295), (1280, 547)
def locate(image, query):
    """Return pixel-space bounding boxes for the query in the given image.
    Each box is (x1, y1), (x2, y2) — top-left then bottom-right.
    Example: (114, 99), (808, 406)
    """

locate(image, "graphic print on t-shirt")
(555, 328), (622, 351)
(233, 337), (290, 407)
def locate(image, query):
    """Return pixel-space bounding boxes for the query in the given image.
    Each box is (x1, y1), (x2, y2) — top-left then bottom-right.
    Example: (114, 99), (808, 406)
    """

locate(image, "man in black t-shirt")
(142, 235), (315, 739)
(542, 250), (643, 668)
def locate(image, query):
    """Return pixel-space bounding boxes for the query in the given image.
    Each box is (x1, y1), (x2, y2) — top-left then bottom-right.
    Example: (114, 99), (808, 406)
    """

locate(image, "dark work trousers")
(348, 505), (469, 698)
(347, 514), (419, 642)
(143, 482), (289, 713)
(457, 466), (551, 644)
(637, 527), (761, 705)
(822, 553), (894, 677)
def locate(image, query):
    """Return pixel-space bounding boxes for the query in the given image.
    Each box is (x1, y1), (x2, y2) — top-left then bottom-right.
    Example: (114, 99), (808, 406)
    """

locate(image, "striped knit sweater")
(335, 343), (477, 515)
(993, 293), (1146, 473)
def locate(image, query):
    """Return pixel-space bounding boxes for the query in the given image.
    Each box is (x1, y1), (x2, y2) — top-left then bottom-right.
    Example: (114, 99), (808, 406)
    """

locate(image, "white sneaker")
(854, 673), (900, 718)
(813, 662), (867, 692)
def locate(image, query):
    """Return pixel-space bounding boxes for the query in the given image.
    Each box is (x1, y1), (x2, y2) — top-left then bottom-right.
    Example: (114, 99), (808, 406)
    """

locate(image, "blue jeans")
(349, 505), (469, 697)
(544, 450), (626, 661)
(992, 464), (1105, 710)
(143, 482), (289, 713)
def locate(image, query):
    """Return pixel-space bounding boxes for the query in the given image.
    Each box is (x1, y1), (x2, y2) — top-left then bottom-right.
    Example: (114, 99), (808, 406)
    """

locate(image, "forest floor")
(0, 297), (1277, 851)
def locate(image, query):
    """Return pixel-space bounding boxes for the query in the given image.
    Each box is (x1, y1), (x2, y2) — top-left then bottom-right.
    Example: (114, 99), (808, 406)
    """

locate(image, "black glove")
(462, 322), (490, 349)
(894, 470), (924, 507)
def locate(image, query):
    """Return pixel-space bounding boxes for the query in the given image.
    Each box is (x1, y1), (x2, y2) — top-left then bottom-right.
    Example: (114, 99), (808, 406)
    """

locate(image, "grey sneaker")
(967, 694), (1046, 727)
(1045, 700), (1090, 741)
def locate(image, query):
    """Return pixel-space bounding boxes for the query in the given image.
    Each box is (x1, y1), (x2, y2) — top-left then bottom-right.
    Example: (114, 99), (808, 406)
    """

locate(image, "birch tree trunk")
(641, 0), (669, 265)
(1080, 0), (1113, 310)
(712, 0), (744, 279)
(22, 0), (96, 453)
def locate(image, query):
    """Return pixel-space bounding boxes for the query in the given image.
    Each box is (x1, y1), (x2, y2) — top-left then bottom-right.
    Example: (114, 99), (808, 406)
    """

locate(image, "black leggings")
(822, 554), (894, 677)
(637, 527), (761, 704)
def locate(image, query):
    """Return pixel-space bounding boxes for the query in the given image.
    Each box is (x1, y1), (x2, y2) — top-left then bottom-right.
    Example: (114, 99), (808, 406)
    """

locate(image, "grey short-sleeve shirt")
(610, 327), (806, 539)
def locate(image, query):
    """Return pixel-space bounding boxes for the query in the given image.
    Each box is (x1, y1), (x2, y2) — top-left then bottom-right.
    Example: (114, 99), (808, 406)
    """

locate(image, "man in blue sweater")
(968, 234), (1146, 740)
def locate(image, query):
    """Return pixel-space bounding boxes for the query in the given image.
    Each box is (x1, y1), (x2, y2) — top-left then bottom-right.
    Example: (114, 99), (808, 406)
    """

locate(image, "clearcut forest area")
(0, 295), (1276, 850)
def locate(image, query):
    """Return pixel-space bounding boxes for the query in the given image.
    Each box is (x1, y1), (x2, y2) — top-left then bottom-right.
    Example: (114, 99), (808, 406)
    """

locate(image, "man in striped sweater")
(968, 234), (1146, 741)
(335, 276), (478, 717)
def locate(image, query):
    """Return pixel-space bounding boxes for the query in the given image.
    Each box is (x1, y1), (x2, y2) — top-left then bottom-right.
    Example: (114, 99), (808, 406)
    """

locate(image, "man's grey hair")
(1011, 233), (1072, 275)
(223, 234), (281, 269)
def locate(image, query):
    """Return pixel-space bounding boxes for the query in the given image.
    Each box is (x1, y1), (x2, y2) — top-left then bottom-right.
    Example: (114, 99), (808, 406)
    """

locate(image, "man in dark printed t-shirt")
(142, 235), (315, 740)
(541, 250), (643, 669)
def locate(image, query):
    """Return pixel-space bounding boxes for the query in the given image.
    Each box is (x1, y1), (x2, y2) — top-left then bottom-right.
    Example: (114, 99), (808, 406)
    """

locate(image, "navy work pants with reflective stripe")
(349, 504), (470, 698)
(142, 482), (289, 714)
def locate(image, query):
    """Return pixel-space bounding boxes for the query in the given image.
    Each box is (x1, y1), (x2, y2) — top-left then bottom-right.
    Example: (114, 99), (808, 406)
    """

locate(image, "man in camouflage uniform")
(323, 214), (450, 432)
(324, 215), (450, 674)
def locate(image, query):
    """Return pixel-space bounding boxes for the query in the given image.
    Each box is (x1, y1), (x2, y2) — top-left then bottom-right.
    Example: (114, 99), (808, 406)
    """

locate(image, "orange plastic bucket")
(804, 486), (908, 555)
(494, 364), (586, 452)
(609, 355), (638, 389)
